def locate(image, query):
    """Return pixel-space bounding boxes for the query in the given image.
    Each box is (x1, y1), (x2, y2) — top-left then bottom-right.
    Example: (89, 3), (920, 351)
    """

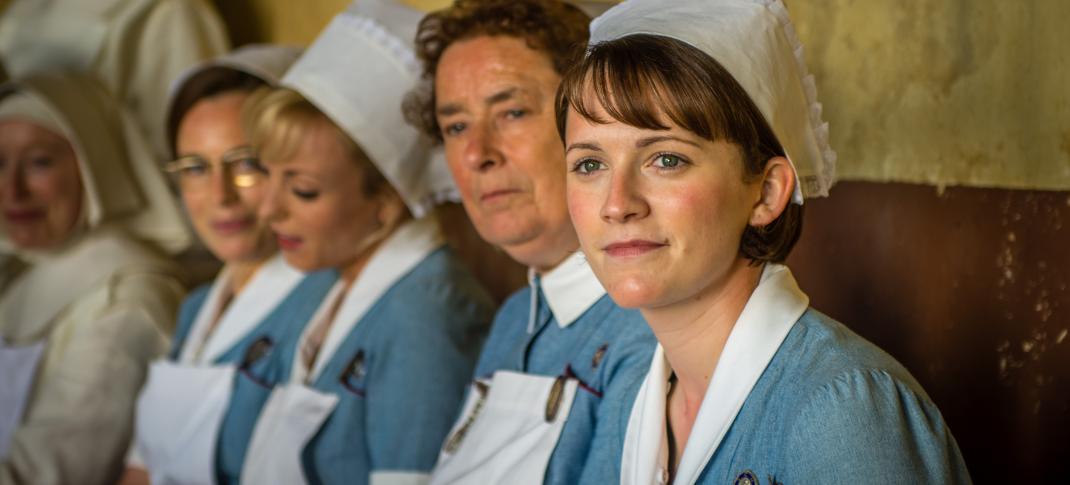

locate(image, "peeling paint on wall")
(791, 0), (1070, 191)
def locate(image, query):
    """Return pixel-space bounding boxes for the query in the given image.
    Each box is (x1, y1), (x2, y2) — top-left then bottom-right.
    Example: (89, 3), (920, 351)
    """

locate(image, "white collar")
(0, 229), (170, 343)
(529, 251), (607, 330)
(621, 264), (809, 485)
(179, 253), (304, 365)
(292, 216), (445, 383)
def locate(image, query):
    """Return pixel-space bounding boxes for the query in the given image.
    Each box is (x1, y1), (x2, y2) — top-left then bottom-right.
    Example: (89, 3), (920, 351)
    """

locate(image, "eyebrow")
(636, 135), (701, 148)
(565, 142), (602, 154)
(436, 87), (523, 118)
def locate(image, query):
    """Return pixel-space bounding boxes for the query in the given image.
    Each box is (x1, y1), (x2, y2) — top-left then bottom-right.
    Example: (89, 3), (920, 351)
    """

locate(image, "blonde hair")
(242, 87), (391, 196)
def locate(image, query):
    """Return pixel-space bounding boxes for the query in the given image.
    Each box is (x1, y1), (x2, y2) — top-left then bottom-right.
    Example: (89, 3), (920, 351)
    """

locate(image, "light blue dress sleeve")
(784, 368), (973, 484)
(363, 277), (494, 475)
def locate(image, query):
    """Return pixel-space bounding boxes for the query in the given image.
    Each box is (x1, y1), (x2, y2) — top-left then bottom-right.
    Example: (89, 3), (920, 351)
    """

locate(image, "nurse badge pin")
(733, 470), (759, 485)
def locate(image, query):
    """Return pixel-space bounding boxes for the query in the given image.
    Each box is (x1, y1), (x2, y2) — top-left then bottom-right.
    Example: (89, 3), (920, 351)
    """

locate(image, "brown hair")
(555, 34), (803, 264)
(404, 0), (590, 142)
(242, 87), (392, 197)
(168, 68), (266, 157)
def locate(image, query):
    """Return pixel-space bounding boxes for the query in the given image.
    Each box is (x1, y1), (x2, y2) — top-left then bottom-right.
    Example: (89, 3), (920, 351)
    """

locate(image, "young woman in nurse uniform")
(556, 0), (973, 483)
(237, 2), (494, 484)
(122, 45), (343, 485)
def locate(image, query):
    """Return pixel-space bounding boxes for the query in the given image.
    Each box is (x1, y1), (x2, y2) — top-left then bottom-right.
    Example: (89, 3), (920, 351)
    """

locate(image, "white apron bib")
(132, 255), (305, 483)
(134, 362), (237, 485)
(239, 384), (340, 485)
(0, 338), (46, 458)
(240, 219), (444, 485)
(430, 370), (579, 485)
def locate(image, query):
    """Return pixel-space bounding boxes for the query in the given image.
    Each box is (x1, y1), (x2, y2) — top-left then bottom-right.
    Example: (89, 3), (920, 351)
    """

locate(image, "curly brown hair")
(403, 0), (591, 142)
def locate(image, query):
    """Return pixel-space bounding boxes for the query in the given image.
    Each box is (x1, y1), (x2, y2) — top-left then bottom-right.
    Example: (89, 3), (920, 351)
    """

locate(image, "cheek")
(237, 187), (268, 214)
(181, 190), (210, 223)
(566, 183), (603, 239)
(36, 170), (82, 224)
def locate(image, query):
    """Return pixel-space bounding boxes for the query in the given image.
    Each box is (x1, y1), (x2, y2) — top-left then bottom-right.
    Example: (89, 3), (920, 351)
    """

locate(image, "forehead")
(435, 35), (561, 104)
(0, 119), (69, 149)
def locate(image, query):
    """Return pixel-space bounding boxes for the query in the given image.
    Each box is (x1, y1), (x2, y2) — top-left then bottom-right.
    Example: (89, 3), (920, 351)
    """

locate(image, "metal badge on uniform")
(346, 350), (366, 380)
(338, 349), (367, 396)
(544, 375), (566, 422)
(733, 470), (759, 485)
(591, 343), (608, 369)
(242, 336), (274, 368)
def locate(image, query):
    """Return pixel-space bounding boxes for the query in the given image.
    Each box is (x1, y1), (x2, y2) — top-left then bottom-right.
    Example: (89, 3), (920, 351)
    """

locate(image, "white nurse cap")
(282, 0), (456, 218)
(589, 0), (837, 203)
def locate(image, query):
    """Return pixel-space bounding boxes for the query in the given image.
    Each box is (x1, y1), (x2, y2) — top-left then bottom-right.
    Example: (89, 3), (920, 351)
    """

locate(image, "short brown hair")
(168, 68), (265, 157)
(555, 34), (803, 264)
(243, 87), (392, 197)
(404, 0), (590, 142)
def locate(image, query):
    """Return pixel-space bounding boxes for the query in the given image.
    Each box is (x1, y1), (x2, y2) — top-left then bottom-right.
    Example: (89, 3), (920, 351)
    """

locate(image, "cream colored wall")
(789, 1), (1070, 191)
(216, 0), (1069, 191)
(215, 0), (448, 45)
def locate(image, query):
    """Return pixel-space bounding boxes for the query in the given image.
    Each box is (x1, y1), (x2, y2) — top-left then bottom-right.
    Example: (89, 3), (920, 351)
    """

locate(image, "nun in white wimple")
(0, 72), (189, 485)
(0, 0), (230, 157)
(237, 1), (494, 484)
(557, 0), (972, 483)
(121, 45), (345, 485)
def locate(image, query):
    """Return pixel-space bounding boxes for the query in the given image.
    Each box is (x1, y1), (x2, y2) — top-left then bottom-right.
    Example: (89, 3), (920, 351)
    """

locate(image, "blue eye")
(504, 109), (526, 119)
(572, 159), (605, 175)
(653, 153), (685, 169)
(232, 157), (267, 175)
(442, 122), (466, 137)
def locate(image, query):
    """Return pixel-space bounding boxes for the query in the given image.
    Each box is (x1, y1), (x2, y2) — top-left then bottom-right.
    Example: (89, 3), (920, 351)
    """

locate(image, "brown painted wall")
(788, 182), (1070, 482)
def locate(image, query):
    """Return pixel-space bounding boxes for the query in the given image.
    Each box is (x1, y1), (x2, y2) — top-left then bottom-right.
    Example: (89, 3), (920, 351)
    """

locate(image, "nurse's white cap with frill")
(281, 0), (456, 218)
(589, 0), (837, 203)
(165, 44), (304, 155)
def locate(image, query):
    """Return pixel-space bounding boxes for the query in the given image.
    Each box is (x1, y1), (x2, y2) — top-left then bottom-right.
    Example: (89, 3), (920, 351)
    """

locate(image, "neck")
(339, 239), (384, 285)
(227, 256), (270, 295)
(643, 259), (763, 410)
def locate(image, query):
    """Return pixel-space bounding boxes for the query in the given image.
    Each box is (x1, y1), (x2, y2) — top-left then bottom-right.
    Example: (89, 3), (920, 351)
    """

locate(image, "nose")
(0, 162), (29, 203)
(600, 169), (649, 224)
(209, 164), (239, 205)
(459, 121), (503, 172)
(257, 174), (285, 223)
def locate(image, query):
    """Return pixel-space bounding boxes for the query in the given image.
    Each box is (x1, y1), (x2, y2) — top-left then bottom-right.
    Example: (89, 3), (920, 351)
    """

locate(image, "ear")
(375, 190), (408, 229)
(749, 156), (795, 227)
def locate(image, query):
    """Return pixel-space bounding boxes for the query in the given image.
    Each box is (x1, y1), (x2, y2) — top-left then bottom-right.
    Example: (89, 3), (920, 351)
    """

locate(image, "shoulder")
(775, 310), (923, 395)
(774, 310), (970, 483)
(375, 247), (495, 334)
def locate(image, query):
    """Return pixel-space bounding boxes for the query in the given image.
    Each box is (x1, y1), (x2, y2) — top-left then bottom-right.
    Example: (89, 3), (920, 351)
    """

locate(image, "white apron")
(240, 218), (442, 485)
(621, 264), (809, 485)
(132, 255), (303, 484)
(0, 338), (45, 458)
(431, 250), (606, 485)
(430, 371), (580, 485)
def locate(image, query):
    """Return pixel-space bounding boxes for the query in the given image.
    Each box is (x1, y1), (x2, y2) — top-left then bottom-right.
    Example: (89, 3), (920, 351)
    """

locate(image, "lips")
(3, 208), (45, 224)
(211, 217), (254, 235)
(479, 188), (520, 204)
(275, 232), (303, 251)
(602, 239), (667, 258)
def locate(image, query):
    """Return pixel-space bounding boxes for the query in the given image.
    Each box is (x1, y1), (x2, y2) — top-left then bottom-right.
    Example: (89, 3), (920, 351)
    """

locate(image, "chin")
(603, 277), (665, 309)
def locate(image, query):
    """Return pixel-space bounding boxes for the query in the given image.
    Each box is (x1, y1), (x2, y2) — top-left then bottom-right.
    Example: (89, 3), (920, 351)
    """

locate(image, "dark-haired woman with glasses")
(122, 45), (339, 485)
